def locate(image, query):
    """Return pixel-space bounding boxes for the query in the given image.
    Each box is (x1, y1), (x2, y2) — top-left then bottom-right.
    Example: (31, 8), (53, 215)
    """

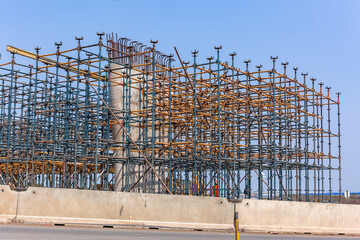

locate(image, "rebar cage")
(0, 33), (341, 202)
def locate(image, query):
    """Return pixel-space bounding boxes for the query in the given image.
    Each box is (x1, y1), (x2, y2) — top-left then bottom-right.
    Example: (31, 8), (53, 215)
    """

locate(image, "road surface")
(0, 224), (358, 240)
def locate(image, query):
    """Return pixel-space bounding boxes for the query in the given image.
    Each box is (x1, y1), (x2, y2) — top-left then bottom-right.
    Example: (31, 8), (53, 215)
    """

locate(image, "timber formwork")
(0, 33), (342, 202)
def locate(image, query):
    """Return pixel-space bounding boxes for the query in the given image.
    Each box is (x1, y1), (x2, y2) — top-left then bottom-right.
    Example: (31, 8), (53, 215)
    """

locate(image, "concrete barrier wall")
(235, 199), (360, 235)
(0, 185), (18, 223)
(2, 185), (360, 234)
(14, 187), (234, 230)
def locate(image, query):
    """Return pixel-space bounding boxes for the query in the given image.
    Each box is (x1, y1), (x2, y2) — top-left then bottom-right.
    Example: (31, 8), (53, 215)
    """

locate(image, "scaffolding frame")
(0, 33), (341, 202)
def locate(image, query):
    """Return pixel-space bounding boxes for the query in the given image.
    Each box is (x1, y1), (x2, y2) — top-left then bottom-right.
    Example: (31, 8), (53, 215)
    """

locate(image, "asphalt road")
(0, 224), (359, 240)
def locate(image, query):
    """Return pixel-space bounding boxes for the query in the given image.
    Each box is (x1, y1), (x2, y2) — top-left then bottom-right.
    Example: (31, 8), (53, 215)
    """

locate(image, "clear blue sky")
(1, 0), (359, 191)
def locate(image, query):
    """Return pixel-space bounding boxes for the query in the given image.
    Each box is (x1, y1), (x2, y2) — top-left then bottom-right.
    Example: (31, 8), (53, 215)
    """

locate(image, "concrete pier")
(110, 65), (142, 192)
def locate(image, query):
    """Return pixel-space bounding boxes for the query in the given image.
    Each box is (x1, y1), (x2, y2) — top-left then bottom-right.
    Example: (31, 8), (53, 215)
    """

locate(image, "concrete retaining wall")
(235, 199), (360, 235)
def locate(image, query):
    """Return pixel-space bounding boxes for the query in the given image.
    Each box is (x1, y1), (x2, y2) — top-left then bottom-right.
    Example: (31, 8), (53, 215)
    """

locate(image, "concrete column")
(110, 62), (169, 193)
(110, 64), (141, 192)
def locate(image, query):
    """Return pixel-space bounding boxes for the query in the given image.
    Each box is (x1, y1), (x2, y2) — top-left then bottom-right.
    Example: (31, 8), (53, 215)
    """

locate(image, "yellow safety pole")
(234, 211), (240, 240)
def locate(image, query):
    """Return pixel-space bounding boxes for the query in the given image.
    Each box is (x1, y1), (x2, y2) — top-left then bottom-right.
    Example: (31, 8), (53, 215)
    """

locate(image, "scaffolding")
(0, 33), (341, 202)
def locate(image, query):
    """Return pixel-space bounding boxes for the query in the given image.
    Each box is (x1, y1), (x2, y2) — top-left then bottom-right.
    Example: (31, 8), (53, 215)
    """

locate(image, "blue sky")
(1, 0), (359, 191)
